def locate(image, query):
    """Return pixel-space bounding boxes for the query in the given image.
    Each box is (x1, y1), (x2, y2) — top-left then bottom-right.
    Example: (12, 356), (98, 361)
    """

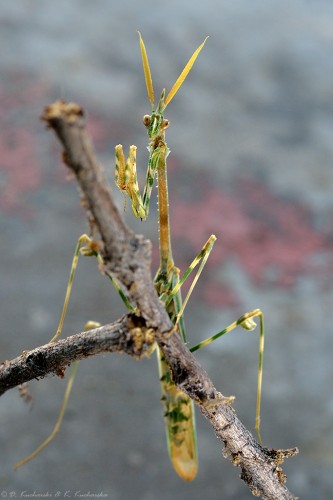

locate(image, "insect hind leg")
(190, 309), (265, 444)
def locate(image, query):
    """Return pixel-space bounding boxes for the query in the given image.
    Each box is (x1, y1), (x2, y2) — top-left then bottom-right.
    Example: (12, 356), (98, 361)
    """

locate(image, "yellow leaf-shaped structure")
(164, 37), (208, 108)
(138, 31), (154, 106)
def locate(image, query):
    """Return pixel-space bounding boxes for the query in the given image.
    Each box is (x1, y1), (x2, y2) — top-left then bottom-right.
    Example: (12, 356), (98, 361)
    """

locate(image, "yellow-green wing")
(155, 267), (198, 481)
(157, 347), (197, 481)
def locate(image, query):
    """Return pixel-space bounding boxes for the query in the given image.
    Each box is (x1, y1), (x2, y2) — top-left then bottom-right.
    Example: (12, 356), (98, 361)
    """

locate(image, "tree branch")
(1, 100), (298, 499)
(0, 314), (154, 396)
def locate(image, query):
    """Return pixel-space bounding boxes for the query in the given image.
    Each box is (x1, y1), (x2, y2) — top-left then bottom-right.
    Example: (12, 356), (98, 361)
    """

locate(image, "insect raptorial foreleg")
(190, 308), (265, 443)
(115, 145), (146, 220)
(115, 141), (163, 221)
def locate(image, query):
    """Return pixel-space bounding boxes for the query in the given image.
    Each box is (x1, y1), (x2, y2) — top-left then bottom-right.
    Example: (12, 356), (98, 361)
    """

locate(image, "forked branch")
(0, 100), (298, 499)
(0, 315), (155, 396)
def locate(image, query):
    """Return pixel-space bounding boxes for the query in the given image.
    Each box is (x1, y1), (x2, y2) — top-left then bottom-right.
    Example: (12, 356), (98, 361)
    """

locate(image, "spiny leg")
(190, 308), (265, 444)
(14, 360), (79, 469)
(14, 233), (137, 469)
(158, 235), (264, 444)
(49, 233), (96, 343)
(50, 233), (135, 346)
(115, 145), (146, 220)
(115, 142), (163, 221)
(14, 321), (100, 470)
(163, 234), (217, 326)
(14, 236), (89, 468)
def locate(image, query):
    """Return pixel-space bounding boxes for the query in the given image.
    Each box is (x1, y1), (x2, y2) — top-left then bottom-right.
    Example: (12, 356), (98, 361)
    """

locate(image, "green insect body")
(115, 33), (208, 480)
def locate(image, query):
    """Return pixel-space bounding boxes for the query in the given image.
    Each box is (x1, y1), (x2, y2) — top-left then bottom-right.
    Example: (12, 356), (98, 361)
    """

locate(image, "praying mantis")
(14, 33), (264, 481)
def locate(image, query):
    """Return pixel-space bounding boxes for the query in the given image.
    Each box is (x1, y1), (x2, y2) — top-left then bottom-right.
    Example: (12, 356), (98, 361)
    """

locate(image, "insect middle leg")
(159, 236), (265, 444)
(190, 308), (265, 444)
(14, 234), (107, 469)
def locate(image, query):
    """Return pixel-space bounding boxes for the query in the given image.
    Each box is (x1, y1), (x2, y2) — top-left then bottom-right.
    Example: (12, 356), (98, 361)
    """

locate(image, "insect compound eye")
(161, 119), (170, 130)
(143, 115), (151, 127)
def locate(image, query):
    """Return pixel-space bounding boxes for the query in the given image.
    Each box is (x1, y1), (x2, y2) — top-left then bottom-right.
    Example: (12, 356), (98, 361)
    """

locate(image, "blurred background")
(0, 1), (332, 498)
